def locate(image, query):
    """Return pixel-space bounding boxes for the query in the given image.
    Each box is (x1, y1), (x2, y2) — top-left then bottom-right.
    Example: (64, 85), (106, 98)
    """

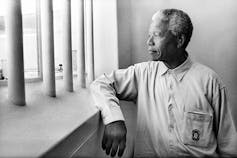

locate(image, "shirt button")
(169, 124), (174, 129)
(169, 140), (174, 146)
(170, 83), (173, 90)
(168, 124), (174, 132)
(168, 104), (173, 111)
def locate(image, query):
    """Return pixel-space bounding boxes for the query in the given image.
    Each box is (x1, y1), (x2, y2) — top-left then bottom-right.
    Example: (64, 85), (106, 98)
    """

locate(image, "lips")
(148, 46), (157, 51)
(148, 49), (158, 54)
(148, 48), (161, 61)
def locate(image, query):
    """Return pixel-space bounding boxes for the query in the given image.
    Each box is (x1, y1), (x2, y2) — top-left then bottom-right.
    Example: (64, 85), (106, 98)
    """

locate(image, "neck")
(164, 50), (188, 69)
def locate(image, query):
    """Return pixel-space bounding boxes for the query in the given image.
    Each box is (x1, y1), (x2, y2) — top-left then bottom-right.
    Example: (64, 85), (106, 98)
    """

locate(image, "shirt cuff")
(100, 103), (125, 125)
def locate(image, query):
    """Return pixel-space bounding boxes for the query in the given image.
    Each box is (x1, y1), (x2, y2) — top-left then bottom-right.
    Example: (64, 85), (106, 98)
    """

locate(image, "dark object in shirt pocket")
(181, 111), (213, 147)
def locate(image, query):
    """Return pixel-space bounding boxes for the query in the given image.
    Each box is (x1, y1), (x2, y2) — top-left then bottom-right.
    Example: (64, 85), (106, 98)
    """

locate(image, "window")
(0, 0), (41, 81)
(0, 0), (7, 80)
(0, 0), (80, 83)
(53, 0), (78, 78)
(22, 0), (40, 79)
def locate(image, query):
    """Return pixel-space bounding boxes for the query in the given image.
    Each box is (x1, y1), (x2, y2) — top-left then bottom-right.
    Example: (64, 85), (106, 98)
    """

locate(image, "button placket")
(167, 72), (175, 92)
(168, 102), (175, 146)
(166, 71), (177, 147)
(170, 83), (173, 90)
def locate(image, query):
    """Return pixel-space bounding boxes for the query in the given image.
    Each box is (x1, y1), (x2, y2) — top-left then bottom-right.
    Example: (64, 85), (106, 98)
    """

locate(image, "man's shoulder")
(191, 62), (219, 78)
(190, 62), (224, 87)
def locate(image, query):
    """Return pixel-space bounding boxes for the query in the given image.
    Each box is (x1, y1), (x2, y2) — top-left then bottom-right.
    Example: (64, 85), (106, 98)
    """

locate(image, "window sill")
(0, 79), (97, 158)
(0, 78), (43, 86)
(0, 73), (78, 86)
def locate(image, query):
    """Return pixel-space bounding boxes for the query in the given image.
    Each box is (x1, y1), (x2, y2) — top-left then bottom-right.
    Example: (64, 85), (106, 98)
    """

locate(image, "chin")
(151, 54), (162, 61)
(148, 50), (162, 61)
(151, 58), (159, 61)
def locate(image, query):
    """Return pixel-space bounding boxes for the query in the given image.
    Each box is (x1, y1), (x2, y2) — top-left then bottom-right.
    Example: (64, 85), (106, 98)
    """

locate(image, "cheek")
(155, 41), (167, 52)
(160, 39), (174, 51)
(167, 43), (177, 52)
(154, 39), (163, 48)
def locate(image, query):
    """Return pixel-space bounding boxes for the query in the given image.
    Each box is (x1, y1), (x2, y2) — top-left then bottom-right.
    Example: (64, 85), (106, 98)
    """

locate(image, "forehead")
(149, 14), (168, 33)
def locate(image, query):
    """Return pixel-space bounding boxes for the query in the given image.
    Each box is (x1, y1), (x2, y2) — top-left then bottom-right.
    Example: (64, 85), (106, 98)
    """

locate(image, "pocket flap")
(181, 111), (213, 147)
(186, 111), (212, 122)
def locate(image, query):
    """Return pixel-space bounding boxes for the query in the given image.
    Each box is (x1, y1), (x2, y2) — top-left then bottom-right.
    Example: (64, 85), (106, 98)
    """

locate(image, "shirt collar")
(158, 56), (192, 81)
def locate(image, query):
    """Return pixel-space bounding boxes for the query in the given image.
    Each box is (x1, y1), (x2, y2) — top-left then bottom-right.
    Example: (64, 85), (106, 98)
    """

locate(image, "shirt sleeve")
(213, 85), (237, 156)
(90, 65), (138, 125)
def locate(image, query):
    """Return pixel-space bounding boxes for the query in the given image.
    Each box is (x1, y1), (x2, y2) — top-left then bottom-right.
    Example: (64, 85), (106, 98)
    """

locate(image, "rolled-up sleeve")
(213, 86), (237, 156)
(90, 65), (138, 125)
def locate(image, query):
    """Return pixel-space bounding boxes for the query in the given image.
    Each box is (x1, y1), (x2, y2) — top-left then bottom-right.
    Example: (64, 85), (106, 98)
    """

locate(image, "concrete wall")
(72, 101), (136, 158)
(117, 0), (132, 69)
(118, 0), (237, 123)
(91, 0), (133, 70)
(93, 0), (119, 77)
(41, 101), (136, 158)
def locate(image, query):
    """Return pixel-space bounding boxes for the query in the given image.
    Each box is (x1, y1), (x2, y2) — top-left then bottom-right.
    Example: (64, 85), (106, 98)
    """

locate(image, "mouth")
(148, 49), (161, 61)
(148, 49), (159, 55)
(150, 50), (157, 54)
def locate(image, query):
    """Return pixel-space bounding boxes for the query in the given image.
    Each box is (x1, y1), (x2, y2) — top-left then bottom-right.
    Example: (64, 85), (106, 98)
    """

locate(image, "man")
(90, 9), (237, 157)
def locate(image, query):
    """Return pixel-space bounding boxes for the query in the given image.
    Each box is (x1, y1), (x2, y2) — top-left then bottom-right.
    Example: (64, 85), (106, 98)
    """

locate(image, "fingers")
(102, 133), (107, 150)
(105, 139), (112, 155)
(102, 138), (126, 157)
(110, 141), (119, 157)
(118, 140), (126, 157)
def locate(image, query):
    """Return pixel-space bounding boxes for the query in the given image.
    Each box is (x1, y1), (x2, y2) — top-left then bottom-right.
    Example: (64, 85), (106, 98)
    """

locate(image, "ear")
(177, 34), (185, 48)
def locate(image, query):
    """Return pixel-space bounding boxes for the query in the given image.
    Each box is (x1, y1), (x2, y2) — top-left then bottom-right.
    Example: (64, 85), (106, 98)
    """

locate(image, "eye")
(148, 34), (152, 38)
(153, 32), (159, 37)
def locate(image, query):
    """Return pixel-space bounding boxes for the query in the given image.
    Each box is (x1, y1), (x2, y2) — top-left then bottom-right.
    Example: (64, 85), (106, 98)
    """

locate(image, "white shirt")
(90, 57), (237, 157)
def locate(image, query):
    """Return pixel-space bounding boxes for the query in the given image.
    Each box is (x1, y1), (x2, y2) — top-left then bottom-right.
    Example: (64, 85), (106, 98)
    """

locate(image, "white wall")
(93, 0), (119, 77)
(117, 0), (132, 69)
(118, 0), (237, 123)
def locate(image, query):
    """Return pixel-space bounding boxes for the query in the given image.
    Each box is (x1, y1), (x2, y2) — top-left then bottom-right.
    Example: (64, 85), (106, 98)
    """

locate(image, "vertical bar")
(41, 0), (56, 97)
(85, 0), (95, 83)
(77, 0), (86, 88)
(62, 0), (73, 92)
(5, 0), (26, 106)
(36, 0), (43, 80)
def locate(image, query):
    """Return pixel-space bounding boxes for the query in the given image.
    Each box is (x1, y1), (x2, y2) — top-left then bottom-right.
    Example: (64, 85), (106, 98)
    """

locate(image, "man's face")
(147, 17), (178, 62)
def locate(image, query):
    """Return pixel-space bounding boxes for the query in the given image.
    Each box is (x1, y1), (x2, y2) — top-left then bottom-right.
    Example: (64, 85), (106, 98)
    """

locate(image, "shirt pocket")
(181, 111), (213, 147)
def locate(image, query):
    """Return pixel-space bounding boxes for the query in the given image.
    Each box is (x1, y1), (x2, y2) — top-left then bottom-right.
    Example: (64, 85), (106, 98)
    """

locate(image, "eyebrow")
(149, 31), (164, 37)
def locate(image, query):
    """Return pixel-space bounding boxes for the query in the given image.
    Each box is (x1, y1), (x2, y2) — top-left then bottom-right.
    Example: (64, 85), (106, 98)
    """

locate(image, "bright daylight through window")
(0, 0), (39, 80)
(0, 0), (78, 82)
(53, 0), (78, 78)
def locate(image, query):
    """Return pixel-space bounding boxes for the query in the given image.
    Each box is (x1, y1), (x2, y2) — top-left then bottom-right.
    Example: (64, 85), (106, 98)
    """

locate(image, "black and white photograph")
(0, 0), (237, 157)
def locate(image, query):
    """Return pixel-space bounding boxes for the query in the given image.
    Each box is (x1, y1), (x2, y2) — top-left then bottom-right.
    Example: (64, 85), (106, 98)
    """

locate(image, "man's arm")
(212, 86), (237, 156)
(90, 65), (138, 157)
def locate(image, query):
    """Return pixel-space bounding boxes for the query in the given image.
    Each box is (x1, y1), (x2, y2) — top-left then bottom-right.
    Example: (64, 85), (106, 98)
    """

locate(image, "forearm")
(90, 75), (125, 125)
(90, 66), (138, 125)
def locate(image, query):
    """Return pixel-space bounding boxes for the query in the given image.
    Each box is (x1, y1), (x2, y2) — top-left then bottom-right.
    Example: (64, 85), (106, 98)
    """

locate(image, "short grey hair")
(152, 9), (193, 48)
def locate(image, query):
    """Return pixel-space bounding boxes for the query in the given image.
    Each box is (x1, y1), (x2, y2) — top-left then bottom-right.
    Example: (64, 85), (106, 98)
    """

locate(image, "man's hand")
(102, 121), (127, 157)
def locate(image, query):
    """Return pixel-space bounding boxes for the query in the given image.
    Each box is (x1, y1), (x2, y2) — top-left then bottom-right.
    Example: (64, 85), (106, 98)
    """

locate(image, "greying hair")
(153, 9), (193, 48)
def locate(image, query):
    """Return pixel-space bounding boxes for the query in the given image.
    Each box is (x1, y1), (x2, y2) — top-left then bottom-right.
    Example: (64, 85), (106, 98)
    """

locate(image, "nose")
(147, 35), (154, 46)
